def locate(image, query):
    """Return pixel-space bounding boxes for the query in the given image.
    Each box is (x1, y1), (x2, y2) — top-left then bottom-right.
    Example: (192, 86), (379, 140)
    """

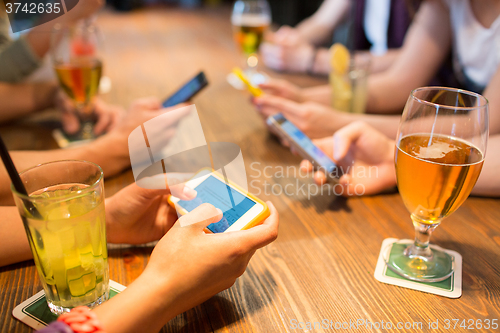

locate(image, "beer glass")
(388, 87), (488, 282)
(231, 0), (271, 76)
(51, 21), (102, 140)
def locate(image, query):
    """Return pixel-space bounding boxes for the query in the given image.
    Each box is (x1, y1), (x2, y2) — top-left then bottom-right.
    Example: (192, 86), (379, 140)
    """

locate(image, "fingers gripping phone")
(168, 169), (270, 233)
(266, 113), (340, 181)
(163, 71), (208, 107)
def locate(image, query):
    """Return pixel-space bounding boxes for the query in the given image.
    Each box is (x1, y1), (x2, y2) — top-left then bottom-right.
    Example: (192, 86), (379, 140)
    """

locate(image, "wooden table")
(2, 6), (500, 333)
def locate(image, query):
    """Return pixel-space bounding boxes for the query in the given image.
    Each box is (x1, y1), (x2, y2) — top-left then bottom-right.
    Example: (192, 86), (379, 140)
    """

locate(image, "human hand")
(144, 202), (279, 314)
(253, 95), (338, 138)
(266, 25), (306, 46)
(112, 97), (190, 146)
(300, 122), (397, 196)
(260, 42), (315, 73)
(93, 202), (279, 333)
(57, 92), (125, 135)
(258, 79), (304, 102)
(105, 174), (196, 244)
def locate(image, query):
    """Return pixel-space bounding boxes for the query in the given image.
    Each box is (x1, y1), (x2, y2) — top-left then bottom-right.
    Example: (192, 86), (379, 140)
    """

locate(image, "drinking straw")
(0, 135), (41, 218)
(347, 0), (357, 60)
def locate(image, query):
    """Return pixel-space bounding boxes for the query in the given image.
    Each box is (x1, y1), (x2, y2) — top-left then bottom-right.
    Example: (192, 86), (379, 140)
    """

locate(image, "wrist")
(33, 82), (59, 111)
(306, 48), (318, 76)
(92, 269), (181, 333)
(80, 132), (130, 177)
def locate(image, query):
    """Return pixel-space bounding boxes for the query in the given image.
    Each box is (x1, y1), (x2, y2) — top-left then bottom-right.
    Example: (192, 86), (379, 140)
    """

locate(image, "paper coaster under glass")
(374, 238), (462, 298)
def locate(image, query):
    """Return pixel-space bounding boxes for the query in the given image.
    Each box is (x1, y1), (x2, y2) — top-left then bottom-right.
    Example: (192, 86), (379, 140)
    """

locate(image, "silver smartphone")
(266, 113), (340, 180)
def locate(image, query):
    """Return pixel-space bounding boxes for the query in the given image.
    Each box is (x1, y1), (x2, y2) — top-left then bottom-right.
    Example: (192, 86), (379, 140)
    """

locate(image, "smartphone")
(168, 169), (270, 233)
(162, 71), (208, 107)
(232, 67), (263, 97)
(266, 113), (340, 180)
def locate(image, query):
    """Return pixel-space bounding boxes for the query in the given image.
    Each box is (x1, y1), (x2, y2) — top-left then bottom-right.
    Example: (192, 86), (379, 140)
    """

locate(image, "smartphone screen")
(162, 72), (208, 107)
(270, 114), (338, 175)
(177, 175), (256, 233)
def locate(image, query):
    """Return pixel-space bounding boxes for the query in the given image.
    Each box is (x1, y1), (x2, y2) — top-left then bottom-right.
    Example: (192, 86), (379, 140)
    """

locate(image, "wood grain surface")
(1, 6), (500, 333)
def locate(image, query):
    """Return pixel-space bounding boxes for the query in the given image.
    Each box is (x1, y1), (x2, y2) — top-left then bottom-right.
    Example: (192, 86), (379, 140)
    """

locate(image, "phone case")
(167, 168), (270, 232)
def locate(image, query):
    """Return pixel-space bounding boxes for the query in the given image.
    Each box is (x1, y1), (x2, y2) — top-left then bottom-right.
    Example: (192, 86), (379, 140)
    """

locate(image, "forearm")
(364, 72), (413, 114)
(297, 0), (349, 45)
(472, 136), (500, 197)
(0, 133), (130, 205)
(93, 270), (199, 333)
(310, 48), (331, 76)
(358, 49), (401, 74)
(334, 112), (401, 139)
(0, 206), (32, 267)
(302, 84), (331, 106)
(0, 82), (58, 122)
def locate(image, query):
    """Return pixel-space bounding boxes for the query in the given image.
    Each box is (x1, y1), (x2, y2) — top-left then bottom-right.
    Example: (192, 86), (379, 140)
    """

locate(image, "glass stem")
(405, 216), (441, 259)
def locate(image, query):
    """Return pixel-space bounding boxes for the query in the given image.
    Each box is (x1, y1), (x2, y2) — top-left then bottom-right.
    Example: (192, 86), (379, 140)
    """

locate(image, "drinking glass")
(387, 87), (488, 282)
(51, 21), (103, 140)
(330, 53), (370, 113)
(231, 0), (271, 79)
(11, 160), (109, 314)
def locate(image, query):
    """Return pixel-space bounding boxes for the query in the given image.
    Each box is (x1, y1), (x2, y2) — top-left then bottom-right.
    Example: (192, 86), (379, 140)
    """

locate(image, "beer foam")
(231, 14), (271, 27)
(416, 141), (459, 159)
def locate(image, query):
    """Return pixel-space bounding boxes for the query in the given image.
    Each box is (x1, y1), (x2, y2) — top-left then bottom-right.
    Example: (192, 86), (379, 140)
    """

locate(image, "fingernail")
(183, 186), (197, 198)
(216, 208), (223, 215)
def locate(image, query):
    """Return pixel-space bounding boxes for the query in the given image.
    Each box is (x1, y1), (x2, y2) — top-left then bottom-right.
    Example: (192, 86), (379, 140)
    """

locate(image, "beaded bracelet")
(57, 306), (106, 333)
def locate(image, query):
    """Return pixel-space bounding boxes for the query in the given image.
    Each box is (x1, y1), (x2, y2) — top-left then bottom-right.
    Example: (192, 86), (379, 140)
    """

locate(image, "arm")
(0, 207), (32, 266)
(0, 82), (58, 122)
(358, 49), (401, 74)
(0, 133), (129, 205)
(472, 135), (500, 197)
(481, 62), (500, 135)
(298, 122), (500, 197)
(365, 0), (451, 113)
(0, 179), (197, 267)
(0, 99), (187, 205)
(0, 0), (104, 83)
(254, 94), (402, 139)
(288, 1), (453, 111)
(93, 203), (279, 333)
(260, 0), (349, 73)
(295, 0), (350, 45)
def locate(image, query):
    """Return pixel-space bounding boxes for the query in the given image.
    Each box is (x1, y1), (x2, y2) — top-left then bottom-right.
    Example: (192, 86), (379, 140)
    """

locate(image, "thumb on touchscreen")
(178, 203), (223, 228)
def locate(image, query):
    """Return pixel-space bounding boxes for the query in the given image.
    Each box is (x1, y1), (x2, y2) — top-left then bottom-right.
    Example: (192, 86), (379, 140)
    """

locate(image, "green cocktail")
(12, 161), (109, 314)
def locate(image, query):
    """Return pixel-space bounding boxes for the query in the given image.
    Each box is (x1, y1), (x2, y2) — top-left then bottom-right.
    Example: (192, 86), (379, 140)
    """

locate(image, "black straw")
(0, 135), (41, 218)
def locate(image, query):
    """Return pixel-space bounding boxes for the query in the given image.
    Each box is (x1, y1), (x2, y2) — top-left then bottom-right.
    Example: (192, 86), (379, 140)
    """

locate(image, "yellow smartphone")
(232, 67), (264, 97)
(167, 169), (270, 233)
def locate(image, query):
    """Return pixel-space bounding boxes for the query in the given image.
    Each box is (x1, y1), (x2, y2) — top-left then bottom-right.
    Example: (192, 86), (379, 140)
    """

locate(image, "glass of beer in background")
(11, 160), (109, 314)
(51, 22), (102, 140)
(387, 87), (488, 282)
(231, 0), (271, 76)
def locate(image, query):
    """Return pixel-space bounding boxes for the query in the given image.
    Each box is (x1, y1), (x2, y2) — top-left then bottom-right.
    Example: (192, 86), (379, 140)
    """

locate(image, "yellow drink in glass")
(12, 161), (109, 314)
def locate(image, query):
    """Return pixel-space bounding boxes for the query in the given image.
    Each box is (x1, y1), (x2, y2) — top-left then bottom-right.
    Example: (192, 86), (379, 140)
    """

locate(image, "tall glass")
(330, 54), (370, 113)
(51, 22), (103, 140)
(11, 160), (109, 314)
(387, 87), (488, 282)
(231, 0), (271, 77)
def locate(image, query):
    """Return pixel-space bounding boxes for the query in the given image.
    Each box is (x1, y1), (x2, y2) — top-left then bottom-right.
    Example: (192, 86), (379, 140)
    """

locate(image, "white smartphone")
(168, 169), (270, 233)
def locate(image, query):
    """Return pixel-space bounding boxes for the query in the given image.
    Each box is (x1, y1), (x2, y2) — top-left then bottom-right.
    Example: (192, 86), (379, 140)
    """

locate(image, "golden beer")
(395, 134), (483, 224)
(232, 14), (269, 55)
(55, 59), (102, 106)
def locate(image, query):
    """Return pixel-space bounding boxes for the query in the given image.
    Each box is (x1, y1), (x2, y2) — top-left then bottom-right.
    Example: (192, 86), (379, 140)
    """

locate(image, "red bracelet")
(57, 307), (106, 333)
